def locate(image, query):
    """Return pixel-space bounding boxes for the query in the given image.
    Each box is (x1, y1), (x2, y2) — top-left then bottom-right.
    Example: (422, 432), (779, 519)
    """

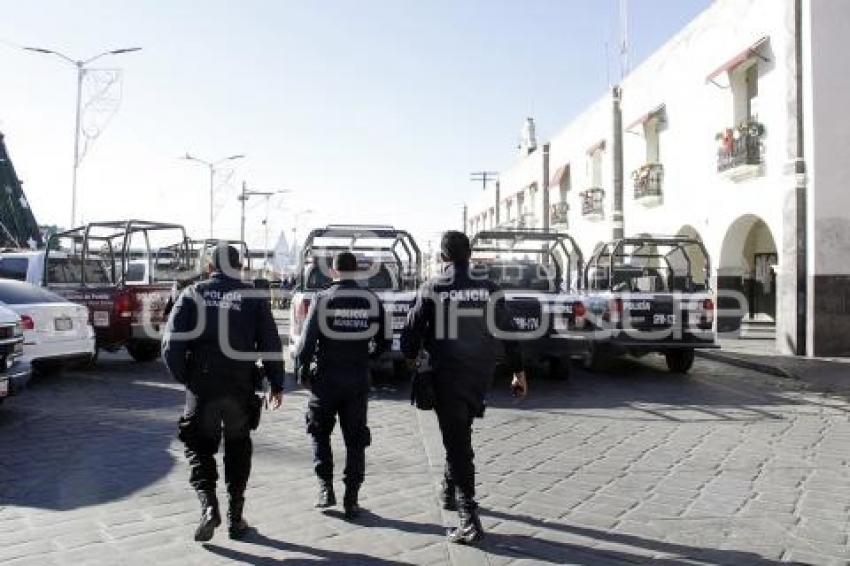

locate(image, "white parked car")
(0, 279), (96, 369)
(0, 303), (30, 405)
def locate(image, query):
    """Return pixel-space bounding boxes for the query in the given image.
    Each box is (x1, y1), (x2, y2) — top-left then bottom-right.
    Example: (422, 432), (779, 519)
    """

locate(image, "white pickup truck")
(288, 225), (422, 381)
(580, 235), (718, 373)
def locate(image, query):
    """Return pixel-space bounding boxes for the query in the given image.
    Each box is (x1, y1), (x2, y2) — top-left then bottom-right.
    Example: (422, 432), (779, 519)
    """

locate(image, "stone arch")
(676, 225), (707, 287)
(718, 214), (778, 327)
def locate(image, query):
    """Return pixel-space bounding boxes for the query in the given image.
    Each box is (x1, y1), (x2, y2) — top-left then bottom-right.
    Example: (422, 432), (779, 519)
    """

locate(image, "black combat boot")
(343, 484), (361, 520)
(194, 491), (221, 542)
(315, 479), (336, 509)
(227, 495), (251, 540)
(447, 504), (484, 545)
(440, 479), (458, 511)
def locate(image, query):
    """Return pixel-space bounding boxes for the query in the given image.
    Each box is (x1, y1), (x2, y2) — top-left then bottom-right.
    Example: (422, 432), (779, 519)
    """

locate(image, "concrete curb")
(695, 350), (798, 380)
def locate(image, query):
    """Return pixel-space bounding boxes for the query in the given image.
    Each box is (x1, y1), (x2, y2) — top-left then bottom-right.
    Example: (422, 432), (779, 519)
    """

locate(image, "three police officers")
(402, 230), (527, 545)
(163, 244), (285, 541)
(295, 251), (389, 519)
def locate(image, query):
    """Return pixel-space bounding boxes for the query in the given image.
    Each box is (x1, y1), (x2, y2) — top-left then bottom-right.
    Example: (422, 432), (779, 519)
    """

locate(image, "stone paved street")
(2, 353), (850, 565)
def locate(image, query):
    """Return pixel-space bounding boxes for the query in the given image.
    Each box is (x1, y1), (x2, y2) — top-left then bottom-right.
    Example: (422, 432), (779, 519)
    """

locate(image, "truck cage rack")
(299, 224), (422, 290)
(46, 220), (190, 286)
(584, 235), (712, 291)
(470, 229), (585, 291)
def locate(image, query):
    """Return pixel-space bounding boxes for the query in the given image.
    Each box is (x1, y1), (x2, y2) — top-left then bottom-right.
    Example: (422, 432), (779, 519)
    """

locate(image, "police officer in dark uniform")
(401, 230), (526, 545)
(295, 251), (389, 519)
(162, 244), (285, 542)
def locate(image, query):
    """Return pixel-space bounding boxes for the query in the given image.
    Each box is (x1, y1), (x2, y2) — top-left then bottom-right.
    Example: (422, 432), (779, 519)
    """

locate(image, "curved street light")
(180, 153), (245, 237)
(23, 46), (142, 227)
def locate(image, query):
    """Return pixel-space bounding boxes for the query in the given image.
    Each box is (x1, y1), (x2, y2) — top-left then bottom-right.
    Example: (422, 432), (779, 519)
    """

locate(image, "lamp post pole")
(181, 153), (245, 237)
(23, 45), (142, 227)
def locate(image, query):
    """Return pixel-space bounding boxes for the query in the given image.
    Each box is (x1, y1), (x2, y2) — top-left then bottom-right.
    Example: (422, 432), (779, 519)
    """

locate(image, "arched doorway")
(718, 215), (778, 330)
(676, 225), (708, 289)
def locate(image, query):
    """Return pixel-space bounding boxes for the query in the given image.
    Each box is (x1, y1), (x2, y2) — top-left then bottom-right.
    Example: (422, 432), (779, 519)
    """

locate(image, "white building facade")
(467, 0), (850, 357)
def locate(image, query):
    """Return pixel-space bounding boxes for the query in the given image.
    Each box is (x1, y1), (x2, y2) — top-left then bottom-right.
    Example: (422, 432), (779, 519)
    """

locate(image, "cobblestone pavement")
(1, 353), (850, 565)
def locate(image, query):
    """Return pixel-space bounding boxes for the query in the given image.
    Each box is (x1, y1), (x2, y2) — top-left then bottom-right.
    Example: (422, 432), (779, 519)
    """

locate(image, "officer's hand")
(265, 390), (283, 410)
(511, 371), (528, 399)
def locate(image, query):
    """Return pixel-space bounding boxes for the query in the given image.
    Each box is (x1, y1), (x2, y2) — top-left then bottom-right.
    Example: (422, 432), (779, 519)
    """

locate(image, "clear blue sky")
(0, 0), (710, 250)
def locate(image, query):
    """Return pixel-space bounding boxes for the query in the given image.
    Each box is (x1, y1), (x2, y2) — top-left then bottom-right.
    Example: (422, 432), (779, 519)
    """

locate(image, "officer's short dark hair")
(333, 251), (358, 274)
(441, 231), (471, 264)
(212, 244), (241, 273)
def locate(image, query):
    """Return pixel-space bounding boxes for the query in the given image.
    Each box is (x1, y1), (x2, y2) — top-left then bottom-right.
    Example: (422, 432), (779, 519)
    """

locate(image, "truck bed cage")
(46, 220), (189, 286)
(585, 235), (711, 291)
(470, 229), (584, 291)
(299, 225), (422, 291)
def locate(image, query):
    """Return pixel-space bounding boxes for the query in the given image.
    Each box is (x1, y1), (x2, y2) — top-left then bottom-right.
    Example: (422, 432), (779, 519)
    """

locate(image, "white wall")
(804, 0), (850, 276)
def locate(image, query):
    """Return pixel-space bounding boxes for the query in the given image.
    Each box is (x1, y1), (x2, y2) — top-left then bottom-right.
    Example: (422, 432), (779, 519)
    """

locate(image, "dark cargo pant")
(306, 382), (371, 488)
(178, 391), (254, 498)
(434, 384), (480, 512)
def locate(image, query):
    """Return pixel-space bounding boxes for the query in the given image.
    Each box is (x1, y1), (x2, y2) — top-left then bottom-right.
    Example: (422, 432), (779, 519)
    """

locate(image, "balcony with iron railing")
(633, 162), (663, 206)
(580, 188), (604, 220)
(550, 201), (569, 227)
(716, 121), (765, 181)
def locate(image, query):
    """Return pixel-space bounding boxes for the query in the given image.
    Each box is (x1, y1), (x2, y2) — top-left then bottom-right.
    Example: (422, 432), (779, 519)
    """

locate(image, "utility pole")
(542, 143), (551, 232)
(612, 86), (625, 240)
(237, 183), (289, 268)
(23, 45), (142, 227)
(470, 171), (498, 192)
(462, 204), (468, 234)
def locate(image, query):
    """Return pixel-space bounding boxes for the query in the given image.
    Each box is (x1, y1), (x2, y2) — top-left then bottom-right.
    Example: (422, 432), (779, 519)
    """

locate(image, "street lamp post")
(237, 182), (289, 270)
(291, 208), (315, 255)
(181, 153), (245, 237)
(23, 46), (142, 227)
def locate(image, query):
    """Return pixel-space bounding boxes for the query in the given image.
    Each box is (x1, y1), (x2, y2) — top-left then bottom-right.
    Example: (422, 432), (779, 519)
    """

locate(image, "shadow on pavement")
(0, 353), (184, 511)
(482, 356), (804, 420)
(204, 531), (411, 565)
(480, 508), (797, 565)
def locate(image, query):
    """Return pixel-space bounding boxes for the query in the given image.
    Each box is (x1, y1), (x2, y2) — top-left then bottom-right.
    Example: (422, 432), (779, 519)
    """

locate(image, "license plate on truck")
(93, 311), (110, 328)
(0, 377), (8, 398)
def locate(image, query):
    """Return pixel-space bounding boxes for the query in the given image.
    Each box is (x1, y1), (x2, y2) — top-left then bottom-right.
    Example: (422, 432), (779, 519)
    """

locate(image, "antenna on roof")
(620, 0), (629, 80)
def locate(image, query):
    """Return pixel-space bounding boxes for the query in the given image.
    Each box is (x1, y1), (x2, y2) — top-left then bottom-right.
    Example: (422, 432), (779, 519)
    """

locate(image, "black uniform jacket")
(401, 263), (522, 398)
(295, 279), (389, 388)
(162, 272), (285, 395)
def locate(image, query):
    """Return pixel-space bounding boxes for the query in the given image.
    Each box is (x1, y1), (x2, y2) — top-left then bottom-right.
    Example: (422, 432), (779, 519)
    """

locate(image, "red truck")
(44, 220), (194, 362)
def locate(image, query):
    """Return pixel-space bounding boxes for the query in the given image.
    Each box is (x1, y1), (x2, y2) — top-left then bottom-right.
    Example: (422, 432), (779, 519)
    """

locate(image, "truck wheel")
(582, 345), (604, 373)
(547, 357), (569, 381)
(393, 360), (410, 382)
(127, 341), (161, 363)
(665, 349), (695, 374)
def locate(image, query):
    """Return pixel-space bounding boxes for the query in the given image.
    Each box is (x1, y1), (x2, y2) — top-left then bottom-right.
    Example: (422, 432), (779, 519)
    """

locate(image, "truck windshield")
(472, 261), (557, 292)
(304, 262), (396, 290)
(47, 257), (112, 285)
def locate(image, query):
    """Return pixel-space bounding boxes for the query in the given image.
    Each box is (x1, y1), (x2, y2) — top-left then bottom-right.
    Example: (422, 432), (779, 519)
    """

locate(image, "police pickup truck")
(289, 225), (422, 381)
(581, 235), (717, 373)
(44, 221), (194, 362)
(470, 229), (586, 380)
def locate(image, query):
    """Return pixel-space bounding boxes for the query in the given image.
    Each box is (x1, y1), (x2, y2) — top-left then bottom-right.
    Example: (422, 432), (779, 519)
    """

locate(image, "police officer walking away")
(295, 251), (388, 519)
(162, 244), (285, 542)
(401, 230), (527, 545)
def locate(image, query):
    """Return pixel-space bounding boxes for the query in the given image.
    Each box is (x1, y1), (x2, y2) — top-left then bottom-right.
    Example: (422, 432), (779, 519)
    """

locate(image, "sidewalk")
(697, 338), (850, 393)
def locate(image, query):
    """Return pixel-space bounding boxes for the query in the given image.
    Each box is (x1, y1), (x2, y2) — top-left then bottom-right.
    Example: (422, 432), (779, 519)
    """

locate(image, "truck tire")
(665, 349), (695, 374)
(393, 360), (409, 382)
(127, 341), (161, 363)
(547, 357), (569, 381)
(581, 345), (605, 373)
